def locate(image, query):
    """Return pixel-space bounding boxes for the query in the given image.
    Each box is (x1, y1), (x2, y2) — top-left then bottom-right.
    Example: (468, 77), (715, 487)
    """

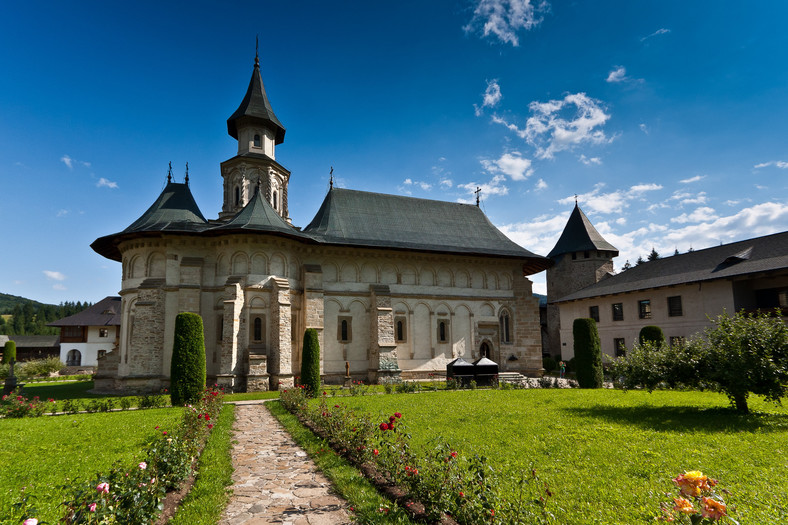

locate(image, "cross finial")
(185, 162), (189, 185)
(575, 194), (578, 206)
(475, 186), (482, 207)
(167, 161), (172, 183)
(329, 166), (334, 189)
(255, 35), (259, 67)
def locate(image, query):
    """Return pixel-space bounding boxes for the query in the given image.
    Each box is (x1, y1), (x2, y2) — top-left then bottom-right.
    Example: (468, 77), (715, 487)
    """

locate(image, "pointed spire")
(226, 44), (286, 144)
(547, 203), (618, 258)
(167, 161), (172, 183)
(185, 162), (189, 185)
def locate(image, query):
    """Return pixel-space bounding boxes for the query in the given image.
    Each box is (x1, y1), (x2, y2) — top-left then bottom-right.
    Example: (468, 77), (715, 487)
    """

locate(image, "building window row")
(598, 296), (683, 322)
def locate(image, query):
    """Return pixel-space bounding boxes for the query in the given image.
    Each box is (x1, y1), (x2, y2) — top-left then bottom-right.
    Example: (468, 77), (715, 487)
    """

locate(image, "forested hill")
(0, 293), (93, 336)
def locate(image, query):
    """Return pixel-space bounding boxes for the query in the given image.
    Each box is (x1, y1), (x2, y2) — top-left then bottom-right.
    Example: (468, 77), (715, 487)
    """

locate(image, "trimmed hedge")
(301, 328), (321, 397)
(573, 318), (603, 388)
(3, 340), (16, 364)
(170, 312), (206, 406)
(639, 325), (665, 346)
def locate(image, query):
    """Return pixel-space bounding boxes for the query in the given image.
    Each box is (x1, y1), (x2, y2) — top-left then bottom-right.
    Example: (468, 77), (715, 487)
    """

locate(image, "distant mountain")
(0, 293), (50, 314)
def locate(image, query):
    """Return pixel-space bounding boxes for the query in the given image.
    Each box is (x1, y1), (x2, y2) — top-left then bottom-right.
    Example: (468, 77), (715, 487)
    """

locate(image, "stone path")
(220, 402), (351, 525)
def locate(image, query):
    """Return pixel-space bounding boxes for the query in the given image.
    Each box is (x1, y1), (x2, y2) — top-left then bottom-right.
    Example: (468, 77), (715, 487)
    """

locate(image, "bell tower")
(219, 46), (291, 221)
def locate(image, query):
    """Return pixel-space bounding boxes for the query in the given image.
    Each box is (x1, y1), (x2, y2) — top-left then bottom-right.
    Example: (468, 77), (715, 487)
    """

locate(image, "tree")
(2, 340), (16, 364)
(621, 260), (632, 271)
(636, 256), (645, 266)
(648, 248), (660, 261)
(301, 328), (321, 397)
(170, 312), (206, 405)
(673, 248), (680, 256)
(639, 325), (665, 346)
(573, 318), (603, 388)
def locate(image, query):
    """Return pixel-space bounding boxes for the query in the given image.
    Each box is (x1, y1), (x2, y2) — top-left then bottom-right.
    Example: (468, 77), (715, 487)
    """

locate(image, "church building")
(90, 53), (551, 392)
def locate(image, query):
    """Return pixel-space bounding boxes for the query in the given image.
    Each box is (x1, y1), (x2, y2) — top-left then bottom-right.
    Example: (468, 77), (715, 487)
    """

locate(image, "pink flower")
(96, 482), (110, 494)
(23, 519), (38, 525)
(138, 461), (147, 470)
(88, 502), (97, 512)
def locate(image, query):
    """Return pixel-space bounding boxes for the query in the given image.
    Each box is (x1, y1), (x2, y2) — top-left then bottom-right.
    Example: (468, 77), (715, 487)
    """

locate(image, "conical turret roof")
(227, 55), (285, 144)
(547, 204), (618, 258)
(208, 185), (309, 241)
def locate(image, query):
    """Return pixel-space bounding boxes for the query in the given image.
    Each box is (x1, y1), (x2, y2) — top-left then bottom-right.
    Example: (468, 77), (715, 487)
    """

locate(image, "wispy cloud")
(43, 270), (66, 281)
(458, 174), (509, 203)
(670, 206), (718, 224)
(97, 177), (119, 189)
(481, 151), (533, 180)
(754, 160), (788, 169)
(464, 0), (549, 47)
(60, 154), (91, 170)
(440, 178), (454, 188)
(641, 28), (670, 42)
(559, 183), (662, 214)
(492, 92), (612, 159)
(57, 209), (69, 217)
(534, 178), (547, 191)
(401, 178), (432, 192)
(679, 175), (705, 184)
(606, 66), (643, 84)
(639, 123), (648, 134)
(475, 79), (503, 116)
(670, 190), (707, 205)
(579, 154), (602, 166)
(53, 284), (67, 291)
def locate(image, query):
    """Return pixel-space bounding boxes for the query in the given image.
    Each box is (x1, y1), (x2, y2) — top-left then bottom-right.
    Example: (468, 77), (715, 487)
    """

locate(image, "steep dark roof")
(555, 231), (788, 302)
(91, 182), (208, 261)
(227, 56), (285, 144)
(548, 204), (618, 258)
(208, 186), (311, 241)
(304, 188), (551, 273)
(48, 297), (122, 327)
(8, 335), (60, 348)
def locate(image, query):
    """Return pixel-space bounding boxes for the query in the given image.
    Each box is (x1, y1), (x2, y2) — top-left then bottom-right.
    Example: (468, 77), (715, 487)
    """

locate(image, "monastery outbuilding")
(90, 53), (551, 392)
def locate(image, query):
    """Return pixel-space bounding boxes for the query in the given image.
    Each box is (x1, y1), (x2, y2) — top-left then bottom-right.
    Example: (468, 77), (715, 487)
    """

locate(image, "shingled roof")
(304, 188), (551, 273)
(555, 231), (788, 302)
(548, 204), (618, 258)
(227, 55), (285, 144)
(49, 296), (122, 327)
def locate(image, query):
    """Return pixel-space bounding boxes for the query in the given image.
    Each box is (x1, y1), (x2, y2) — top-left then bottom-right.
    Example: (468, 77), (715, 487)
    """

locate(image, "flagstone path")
(219, 401), (351, 525)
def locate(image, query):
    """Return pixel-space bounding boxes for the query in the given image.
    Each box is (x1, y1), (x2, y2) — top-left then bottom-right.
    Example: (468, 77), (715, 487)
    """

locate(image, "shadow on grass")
(22, 380), (104, 400)
(563, 404), (788, 433)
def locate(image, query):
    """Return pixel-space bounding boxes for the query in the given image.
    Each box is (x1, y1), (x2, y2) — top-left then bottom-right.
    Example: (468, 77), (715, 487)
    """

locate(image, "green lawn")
(336, 389), (788, 524)
(0, 408), (181, 521)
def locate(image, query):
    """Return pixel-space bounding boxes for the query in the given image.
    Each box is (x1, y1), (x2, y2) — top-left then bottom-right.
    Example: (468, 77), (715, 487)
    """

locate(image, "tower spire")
(185, 162), (189, 185)
(255, 35), (259, 67)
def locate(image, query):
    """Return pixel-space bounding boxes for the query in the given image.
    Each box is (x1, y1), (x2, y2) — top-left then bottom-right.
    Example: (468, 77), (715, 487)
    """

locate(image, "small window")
(612, 303), (624, 321)
(584, 251), (590, 259)
(668, 296), (683, 317)
(669, 336), (685, 347)
(252, 316), (263, 343)
(589, 306), (599, 322)
(273, 191), (278, 210)
(571, 252), (577, 260)
(253, 134), (261, 148)
(638, 300), (652, 319)
(499, 310), (511, 343)
(438, 319), (449, 343)
(614, 338), (626, 357)
(395, 317), (407, 343)
(217, 315), (224, 343)
(338, 317), (352, 342)
(234, 186), (240, 206)
(97, 350), (107, 359)
(99, 328), (108, 338)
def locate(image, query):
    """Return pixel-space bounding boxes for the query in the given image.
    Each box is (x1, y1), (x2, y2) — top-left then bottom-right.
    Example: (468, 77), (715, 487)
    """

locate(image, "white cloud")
(670, 206), (718, 224)
(464, 0), (549, 47)
(639, 123), (648, 134)
(498, 210), (571, 256)
(475, 80), (503, 116)
(401, 178), (431, 192)
(57, 209), (69, 217)
(493, 92), (612, 159)
(754, 160), (788, 169)
(43, 270), (66, 281)
(440, 178), (454, 188)
(679, 175), (705, 184)
(534, 178), (547, 191)
(579, 154), (602, 166)
(61, 155), (74, 169)
(481, 151), (533, 180)
(641, 28), (671, 42)
(53, 284), (67, 291)
(559, 183), (662, 214)
(404, 178), (413, 185)
(669, 190), (707, 205)
(458, 174), (509, 203)
(97, 177), (118, 189)
(606, 66), (627, 83)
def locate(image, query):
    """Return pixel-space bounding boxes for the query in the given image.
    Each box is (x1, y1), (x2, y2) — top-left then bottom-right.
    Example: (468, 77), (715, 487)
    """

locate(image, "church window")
(438, 319), (449, 343)
(395, 317), (407, 342)
(273, 191), (278, 210)
(217, 315), (224, 342)
(499, 310), (511, 343)
(234, 186), (240, 206)
(253, 134), (261, 148)
(252, 316), (264, 343)
(338, 317), (352, 342)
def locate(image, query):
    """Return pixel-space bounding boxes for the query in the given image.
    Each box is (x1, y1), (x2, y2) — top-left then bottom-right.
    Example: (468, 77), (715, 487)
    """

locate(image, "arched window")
(273, 191), (278, 210)
(66, 349), (82, 366)
(234, 186), (240, 206)
(480, 342), (491, 359)
(253, 134), (261, 148)
(499, 310), (511, 343)
(253, 316), (263, 342)
(341, 319), (348, 341)
(396, 320), (405, 342)
(438, 320), (448, 342)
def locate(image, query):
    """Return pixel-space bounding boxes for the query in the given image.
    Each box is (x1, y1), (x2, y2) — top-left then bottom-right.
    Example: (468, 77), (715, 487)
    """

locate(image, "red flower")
(197, 414), (203, 419)
(451, 451), (458, 458)
(389, 415), (396, 422)
(207, 423), (214, 429)
(379, 422), (389, 431)
(204, 414), (210, 421)
(459, 491), (465, 498)
(373, 449), (379, 455)
(334, 404), (340, 408)
(394, 412), (402, 418)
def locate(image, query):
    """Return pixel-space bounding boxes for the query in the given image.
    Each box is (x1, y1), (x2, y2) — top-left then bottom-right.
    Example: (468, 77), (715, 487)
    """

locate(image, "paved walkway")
(220, 402), (351, 525)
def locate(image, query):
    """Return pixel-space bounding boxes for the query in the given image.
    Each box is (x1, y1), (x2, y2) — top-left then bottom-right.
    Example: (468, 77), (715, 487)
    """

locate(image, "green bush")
(170, 313), (206, 406)
(19, 356), (64, 378)
(639, 325), (665, 346)
(542, 356), (557, 373)
(573, 318), (603, 388)
(3, 341), (16, 364)
(300, 328), (321, 398)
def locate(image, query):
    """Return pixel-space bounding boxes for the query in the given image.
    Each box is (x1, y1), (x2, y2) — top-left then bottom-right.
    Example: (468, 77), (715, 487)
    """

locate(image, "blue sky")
(2, 1), (788, 304)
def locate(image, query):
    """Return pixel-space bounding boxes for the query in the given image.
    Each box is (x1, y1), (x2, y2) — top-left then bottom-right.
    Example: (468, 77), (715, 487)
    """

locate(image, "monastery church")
(90, 53), (552, 392)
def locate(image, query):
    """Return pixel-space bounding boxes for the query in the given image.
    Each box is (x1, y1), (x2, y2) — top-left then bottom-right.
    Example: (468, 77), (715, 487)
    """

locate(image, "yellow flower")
(673, 497), (696, 515)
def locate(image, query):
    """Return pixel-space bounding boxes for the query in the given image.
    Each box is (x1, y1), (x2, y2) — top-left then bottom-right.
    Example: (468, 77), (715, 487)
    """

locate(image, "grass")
(223, 390), (281, 402)
(334, 389), (788, 524)
(170, 403), (236, 525)
(0, 408), (181, 521)
(22, 380), (100, 400)
(268, 400), (418, 524)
